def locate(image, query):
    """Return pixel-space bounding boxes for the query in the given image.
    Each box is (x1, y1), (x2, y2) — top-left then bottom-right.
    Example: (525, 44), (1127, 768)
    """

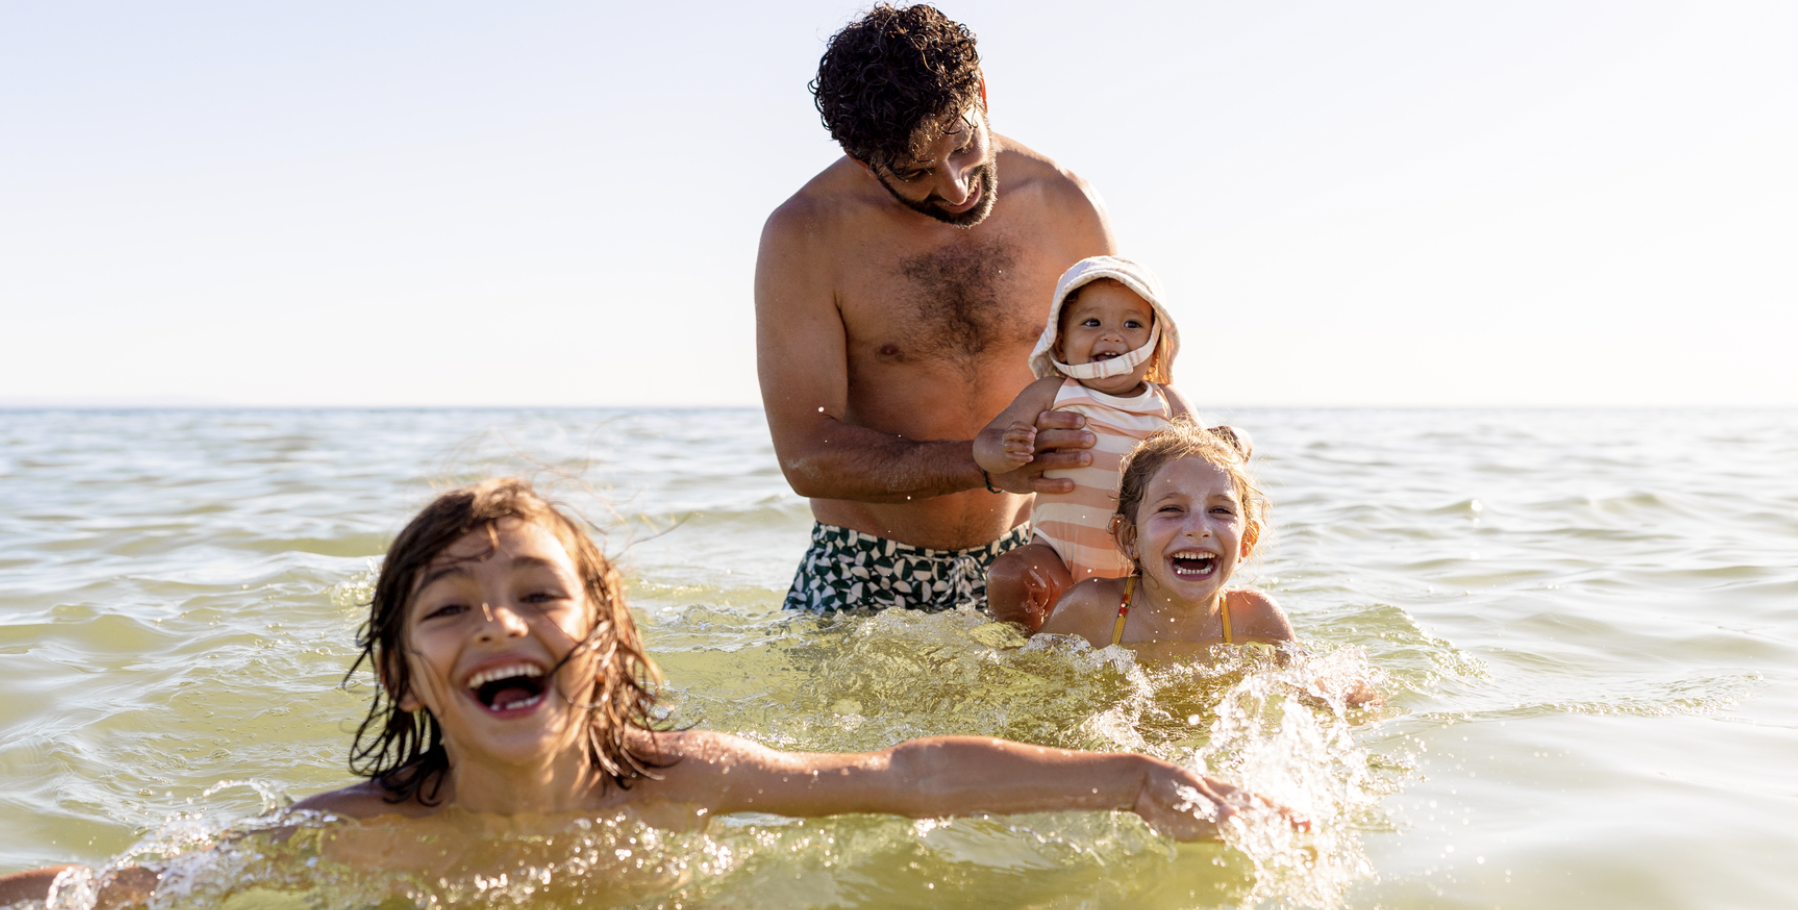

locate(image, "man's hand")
(987, 410), (1095, 494)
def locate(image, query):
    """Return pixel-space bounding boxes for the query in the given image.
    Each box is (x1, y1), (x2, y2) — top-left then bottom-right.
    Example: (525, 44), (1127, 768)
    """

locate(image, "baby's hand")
(997, 422), (1037, 468)
(1207, 425), (1253, 461)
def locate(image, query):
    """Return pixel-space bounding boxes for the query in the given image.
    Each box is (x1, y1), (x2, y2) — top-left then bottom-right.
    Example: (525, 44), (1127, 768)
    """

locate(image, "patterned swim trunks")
(782, 522), (1032, 613)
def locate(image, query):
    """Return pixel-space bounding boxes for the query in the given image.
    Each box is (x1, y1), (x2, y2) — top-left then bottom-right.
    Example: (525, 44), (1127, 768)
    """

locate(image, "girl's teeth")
(467, 664), (543, 688)
(1172, 554), (1216, 577)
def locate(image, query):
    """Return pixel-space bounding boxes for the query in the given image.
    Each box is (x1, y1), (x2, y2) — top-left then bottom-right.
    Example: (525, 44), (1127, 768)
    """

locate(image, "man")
(757, 4), (1110, 612)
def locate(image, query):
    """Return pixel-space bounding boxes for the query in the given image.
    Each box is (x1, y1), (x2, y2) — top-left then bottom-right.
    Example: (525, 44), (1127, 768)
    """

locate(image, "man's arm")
(754, 202), (981, 502)
(754, 202), (1090, 501)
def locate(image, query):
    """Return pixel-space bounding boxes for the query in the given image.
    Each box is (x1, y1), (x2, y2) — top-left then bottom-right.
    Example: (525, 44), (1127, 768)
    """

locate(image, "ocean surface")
(1, 407), (1794, 909)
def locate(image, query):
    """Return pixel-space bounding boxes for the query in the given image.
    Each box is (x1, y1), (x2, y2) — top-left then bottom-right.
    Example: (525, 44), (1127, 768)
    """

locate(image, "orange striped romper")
(1032, 379), (1177, 581)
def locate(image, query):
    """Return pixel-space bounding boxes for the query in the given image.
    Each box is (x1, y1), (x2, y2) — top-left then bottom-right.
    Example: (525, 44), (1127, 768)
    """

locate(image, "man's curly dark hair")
(810, 4), (984, 173)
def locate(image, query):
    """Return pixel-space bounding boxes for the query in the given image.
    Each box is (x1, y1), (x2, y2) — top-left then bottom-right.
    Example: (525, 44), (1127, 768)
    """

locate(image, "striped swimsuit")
(1032, 379), (1177, 581)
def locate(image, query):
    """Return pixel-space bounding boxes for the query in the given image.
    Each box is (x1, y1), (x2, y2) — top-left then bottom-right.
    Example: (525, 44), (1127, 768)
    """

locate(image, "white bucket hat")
(1028, 255), (1180, 382)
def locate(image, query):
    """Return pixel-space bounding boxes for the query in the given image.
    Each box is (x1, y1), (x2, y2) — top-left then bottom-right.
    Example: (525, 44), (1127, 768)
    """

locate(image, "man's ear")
(978, 68), (989, 112)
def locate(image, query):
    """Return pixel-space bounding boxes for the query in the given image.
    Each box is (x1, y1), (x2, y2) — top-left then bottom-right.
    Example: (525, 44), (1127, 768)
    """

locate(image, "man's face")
(872, 109), (999, 228)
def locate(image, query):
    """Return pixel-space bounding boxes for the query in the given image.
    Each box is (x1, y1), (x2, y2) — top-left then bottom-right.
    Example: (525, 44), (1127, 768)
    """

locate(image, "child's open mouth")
(466, 662), (548, 714)
(1169, 550), (1218, 579)
(1091, 351), (1121, 361)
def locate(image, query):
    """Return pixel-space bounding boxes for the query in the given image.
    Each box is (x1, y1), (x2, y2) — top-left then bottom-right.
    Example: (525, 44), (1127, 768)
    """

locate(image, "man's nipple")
(878, 343), (903, 361)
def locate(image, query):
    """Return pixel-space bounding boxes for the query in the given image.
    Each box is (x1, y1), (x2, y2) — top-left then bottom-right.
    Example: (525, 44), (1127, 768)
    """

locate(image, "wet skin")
(393, 519), (606, 814)
(1124, 457), (1253, 612)
(291, 522), (1271, 838)
(0, 516), (1305, 904)
(756, 109), (1117, 550)
(1040, 457), (1296, 649)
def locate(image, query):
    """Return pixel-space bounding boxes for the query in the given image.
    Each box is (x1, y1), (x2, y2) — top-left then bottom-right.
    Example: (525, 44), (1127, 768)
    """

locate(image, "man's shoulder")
(992, 135), (1103, 210)
(762, 156), (881, 241)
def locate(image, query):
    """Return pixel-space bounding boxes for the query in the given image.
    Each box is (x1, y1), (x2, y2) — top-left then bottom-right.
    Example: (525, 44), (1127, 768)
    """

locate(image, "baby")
(977, 256), (1241, 631)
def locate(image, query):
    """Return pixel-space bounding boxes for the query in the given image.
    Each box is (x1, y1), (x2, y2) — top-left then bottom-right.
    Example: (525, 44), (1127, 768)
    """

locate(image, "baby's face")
(1056, 279), (1156, 393)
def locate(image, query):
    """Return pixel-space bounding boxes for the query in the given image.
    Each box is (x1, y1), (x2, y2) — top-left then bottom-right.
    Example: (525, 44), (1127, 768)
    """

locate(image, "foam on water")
(34, 618), (1394, 909)
(4, 407), (1797, 909)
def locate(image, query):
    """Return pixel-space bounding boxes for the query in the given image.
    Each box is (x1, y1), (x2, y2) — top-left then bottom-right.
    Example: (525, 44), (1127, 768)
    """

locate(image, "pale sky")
(3, 1), (1793, 408)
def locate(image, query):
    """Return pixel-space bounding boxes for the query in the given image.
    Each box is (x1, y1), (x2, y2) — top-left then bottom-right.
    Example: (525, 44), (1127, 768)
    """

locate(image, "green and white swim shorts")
(782, 522), (1032, 613)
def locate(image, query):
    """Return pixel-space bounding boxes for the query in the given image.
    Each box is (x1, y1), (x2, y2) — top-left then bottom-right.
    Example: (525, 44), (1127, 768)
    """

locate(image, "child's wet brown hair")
(346, 478), (662, 804)
(1113, 422), (1267, 558)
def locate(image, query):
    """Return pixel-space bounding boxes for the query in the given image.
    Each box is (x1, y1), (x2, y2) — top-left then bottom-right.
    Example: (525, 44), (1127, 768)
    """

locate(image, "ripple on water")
(5, 408), (1796, 907)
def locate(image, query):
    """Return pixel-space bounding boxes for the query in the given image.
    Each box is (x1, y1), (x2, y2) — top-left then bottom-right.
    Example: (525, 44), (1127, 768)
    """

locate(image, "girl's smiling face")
(1056, 279), (1157, 396)
(1118, 456), (1256, 606)
(398, 518), (598, 769)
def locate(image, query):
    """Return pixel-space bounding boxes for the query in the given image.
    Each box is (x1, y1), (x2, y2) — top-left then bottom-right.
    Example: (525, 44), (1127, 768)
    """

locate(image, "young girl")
(976, 255), (1241, 631)
(0, 478), (1298, 906)
(1038, 422), (1295, 653)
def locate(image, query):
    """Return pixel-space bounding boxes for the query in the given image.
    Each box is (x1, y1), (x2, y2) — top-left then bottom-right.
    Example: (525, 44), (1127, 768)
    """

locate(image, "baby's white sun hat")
(1028, 255), (1180, 382)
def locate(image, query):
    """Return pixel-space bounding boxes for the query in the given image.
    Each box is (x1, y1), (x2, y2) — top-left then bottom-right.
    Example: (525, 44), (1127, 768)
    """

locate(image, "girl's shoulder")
(1038, 576), (1131, 647)
(1226, 588), (1294, 643)
(291, 780), (437, 820)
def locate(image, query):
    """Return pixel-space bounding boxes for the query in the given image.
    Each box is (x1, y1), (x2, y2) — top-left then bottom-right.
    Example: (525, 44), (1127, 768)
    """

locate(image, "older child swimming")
(1037, 422), (1293, 651)
(0, 477), (1300, 905)
(976, 256), (1243, 631)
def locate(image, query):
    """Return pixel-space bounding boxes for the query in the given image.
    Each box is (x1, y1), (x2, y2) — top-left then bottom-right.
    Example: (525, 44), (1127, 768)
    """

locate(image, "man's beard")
(877, 159), (999, 228)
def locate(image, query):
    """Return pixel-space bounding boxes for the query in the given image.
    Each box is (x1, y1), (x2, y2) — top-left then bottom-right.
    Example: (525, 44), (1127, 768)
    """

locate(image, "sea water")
(1, 407), (1794, 909)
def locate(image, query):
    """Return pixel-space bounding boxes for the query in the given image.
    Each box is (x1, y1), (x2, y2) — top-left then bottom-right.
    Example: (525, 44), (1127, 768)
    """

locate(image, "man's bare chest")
(838, 234), (1051, 368)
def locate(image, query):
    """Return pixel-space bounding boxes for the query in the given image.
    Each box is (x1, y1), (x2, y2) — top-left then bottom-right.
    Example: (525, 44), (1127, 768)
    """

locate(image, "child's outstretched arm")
(1230, 590), (1382, 706)
(648, 729), (1301, 841)
(0, 864), (157, 908)
(973, 377), (1067, 476)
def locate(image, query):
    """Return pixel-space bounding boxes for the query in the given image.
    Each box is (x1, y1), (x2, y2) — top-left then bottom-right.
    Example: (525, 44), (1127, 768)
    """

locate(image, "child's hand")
(997, 422), (1037, 468)
(1132, 765), (1310, 841)
(1207, 425), (1253, 461)
(976, 419), (1041, 474)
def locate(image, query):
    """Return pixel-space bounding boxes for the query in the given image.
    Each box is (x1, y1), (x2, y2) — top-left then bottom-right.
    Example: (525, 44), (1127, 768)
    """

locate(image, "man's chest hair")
(851, 235), (1045, 366)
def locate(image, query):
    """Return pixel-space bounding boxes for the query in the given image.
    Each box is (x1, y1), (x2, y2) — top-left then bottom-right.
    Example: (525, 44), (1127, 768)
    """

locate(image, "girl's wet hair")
(345, 478), (663, 804)
(1113, 421), (1267, 554)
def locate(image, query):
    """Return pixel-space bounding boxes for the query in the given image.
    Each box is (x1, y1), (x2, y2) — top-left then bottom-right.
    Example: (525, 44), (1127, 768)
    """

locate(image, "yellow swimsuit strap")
(1113, 581), (1235, 646)
(1111, 576), (1136, 646)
